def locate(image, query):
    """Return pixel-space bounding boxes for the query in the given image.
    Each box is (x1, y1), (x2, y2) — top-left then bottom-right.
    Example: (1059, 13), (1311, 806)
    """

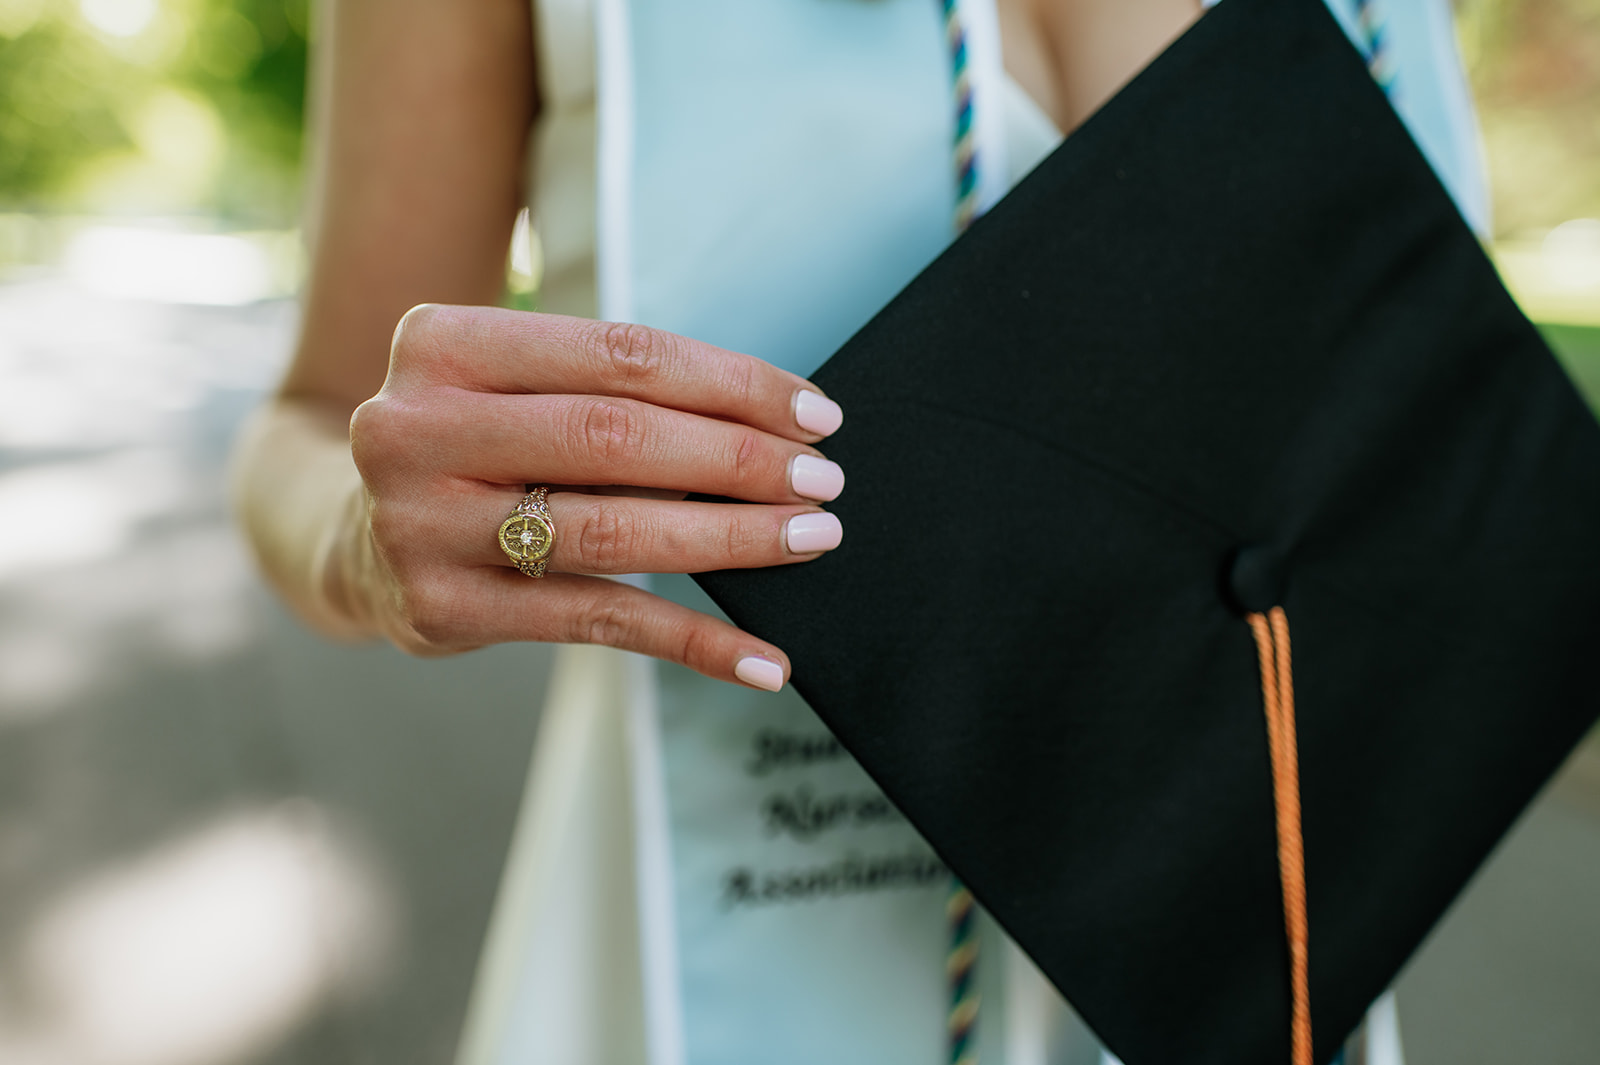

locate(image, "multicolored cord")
(947, 882), (981, 1065)
(1354, 0), (1396, 96)
(940, 3), (982, 1059)
(942, 0), (980, 232)
(938, 0), (986, 1057)
(938, 2), (984, 1055)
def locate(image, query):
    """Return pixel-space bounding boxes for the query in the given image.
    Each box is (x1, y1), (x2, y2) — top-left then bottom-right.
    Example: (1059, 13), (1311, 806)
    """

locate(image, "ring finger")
(469, 488), (845, 575)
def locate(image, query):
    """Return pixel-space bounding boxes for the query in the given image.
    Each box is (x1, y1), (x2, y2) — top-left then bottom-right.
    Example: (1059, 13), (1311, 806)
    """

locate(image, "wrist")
(230, 398), (379, 642)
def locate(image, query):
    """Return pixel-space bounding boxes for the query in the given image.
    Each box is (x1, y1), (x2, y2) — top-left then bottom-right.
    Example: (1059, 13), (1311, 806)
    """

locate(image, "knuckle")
(589, 320), (677, 388)
(722, 514), (764, 564)
(568, 397), (643, 465)
(395, 301), (442, 336)
(573, 505), (636, 571)
(364, 494), (406, 554)
(349, 395), (426, 479)
(348, 397), (395, 476)
(675, 619), (721, 674)
(723, 355), (761, 410)
(393, 573), (465, 649)
(571, 595), (639, 649)
(391, 303), (481, 381)
(390, 303), (443, 365)
(363, 501), (461, 650)
(347, 399), (379, 469)
(728, 430), (770, 490)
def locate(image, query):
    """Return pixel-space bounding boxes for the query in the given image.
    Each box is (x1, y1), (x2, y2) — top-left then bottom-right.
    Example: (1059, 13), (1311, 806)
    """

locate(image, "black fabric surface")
(694, 0), (1600, 1061)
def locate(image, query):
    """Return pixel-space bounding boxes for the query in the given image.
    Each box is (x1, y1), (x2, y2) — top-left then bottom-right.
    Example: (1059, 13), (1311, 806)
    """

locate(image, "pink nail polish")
(735, 656), (785, 691)
(791, 455), (845, 501)
(794, 391), (844, 436)
(786, 512), (843, 554)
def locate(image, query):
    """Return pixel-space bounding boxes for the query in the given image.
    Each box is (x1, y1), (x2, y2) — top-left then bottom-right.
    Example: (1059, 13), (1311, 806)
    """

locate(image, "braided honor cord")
(947, 883), (981, 1065)
(939, 4), (982, 1063)
(942, 0), (980, 232)
(1354, 0), (1396, 95)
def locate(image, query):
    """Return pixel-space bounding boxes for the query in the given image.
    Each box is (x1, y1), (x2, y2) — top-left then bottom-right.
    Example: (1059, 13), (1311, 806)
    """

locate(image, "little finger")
(462, 569), (795, 691)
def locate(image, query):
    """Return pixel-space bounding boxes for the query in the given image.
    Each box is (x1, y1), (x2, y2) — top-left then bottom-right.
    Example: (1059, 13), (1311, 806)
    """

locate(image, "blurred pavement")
(0, 266), (1596, 1064)
(0, 271), (553, 1065)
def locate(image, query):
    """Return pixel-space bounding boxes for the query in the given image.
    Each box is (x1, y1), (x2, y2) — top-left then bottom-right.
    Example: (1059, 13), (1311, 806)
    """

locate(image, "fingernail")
(785, 511), (843, 554)
(794, 391), (844, 436)
(791, 455), (845, 501)
(735, 655), (785, 692)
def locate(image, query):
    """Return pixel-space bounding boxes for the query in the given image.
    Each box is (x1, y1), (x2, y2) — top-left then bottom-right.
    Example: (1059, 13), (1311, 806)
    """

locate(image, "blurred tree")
(1458, 0), (1600, 236)
(0, 0), (1596, 238)
(0, 0), (308, 225)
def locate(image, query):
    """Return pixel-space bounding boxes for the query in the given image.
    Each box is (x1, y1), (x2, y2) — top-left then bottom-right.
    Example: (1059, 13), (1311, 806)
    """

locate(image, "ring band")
(498, 487), (556, 578)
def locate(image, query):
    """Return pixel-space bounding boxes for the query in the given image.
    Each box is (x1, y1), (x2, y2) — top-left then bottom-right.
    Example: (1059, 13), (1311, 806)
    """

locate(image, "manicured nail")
(785, 512), (843, 554)
(791, 455), (845, 501)
(735, 655), (785, 692)
(794, 391), (844, 436)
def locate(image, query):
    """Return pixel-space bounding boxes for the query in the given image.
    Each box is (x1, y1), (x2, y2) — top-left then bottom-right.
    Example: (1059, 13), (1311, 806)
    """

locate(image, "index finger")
(392, 304), (845, 443)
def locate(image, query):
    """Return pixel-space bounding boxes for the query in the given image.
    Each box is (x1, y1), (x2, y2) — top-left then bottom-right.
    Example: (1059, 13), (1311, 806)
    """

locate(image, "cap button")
(1225, 544), (1288, 615)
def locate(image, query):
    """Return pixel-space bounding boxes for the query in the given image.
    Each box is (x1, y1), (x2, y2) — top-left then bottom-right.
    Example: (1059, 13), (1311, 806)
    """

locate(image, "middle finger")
(433, 391), (846, 504)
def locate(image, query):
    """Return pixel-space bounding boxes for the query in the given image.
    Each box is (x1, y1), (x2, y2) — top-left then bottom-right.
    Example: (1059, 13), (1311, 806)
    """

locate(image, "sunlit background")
(1, 2), (1598, 1064)
(1, 4), (552, 1065)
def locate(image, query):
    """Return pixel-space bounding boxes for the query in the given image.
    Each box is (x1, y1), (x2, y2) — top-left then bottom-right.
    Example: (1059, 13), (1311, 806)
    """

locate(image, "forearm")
(233, 0), (536, 639)
(230, 396), (376, 640)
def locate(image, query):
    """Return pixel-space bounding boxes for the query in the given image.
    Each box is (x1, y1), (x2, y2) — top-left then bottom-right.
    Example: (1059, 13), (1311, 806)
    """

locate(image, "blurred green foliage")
(1544, 323), (1600, 409)
(1458, 0), (1600, 236)
(0, 0), (1597, 239)
(0, 0), (308, 224)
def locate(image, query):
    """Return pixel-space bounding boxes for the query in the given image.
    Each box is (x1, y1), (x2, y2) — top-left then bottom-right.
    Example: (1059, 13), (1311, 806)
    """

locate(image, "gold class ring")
(498, 486), (556, 578)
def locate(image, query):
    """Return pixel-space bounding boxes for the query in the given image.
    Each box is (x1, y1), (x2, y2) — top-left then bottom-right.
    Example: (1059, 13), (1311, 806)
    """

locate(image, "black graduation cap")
(693, 0), (1600, 1061)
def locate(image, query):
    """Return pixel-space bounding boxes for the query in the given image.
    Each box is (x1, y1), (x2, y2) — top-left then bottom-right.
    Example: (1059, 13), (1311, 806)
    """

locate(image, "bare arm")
(233, 0), (536, 635)
(291, 0), (535, 410)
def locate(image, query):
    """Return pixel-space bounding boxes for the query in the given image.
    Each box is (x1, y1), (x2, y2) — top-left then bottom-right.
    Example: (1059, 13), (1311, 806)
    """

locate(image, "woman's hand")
(234, 0), (842, 689)
(339, 303), (846, 690)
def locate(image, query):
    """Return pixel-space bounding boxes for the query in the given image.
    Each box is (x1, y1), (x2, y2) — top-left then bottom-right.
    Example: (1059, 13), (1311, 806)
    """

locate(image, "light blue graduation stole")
(599, 1), (1017, 1063)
